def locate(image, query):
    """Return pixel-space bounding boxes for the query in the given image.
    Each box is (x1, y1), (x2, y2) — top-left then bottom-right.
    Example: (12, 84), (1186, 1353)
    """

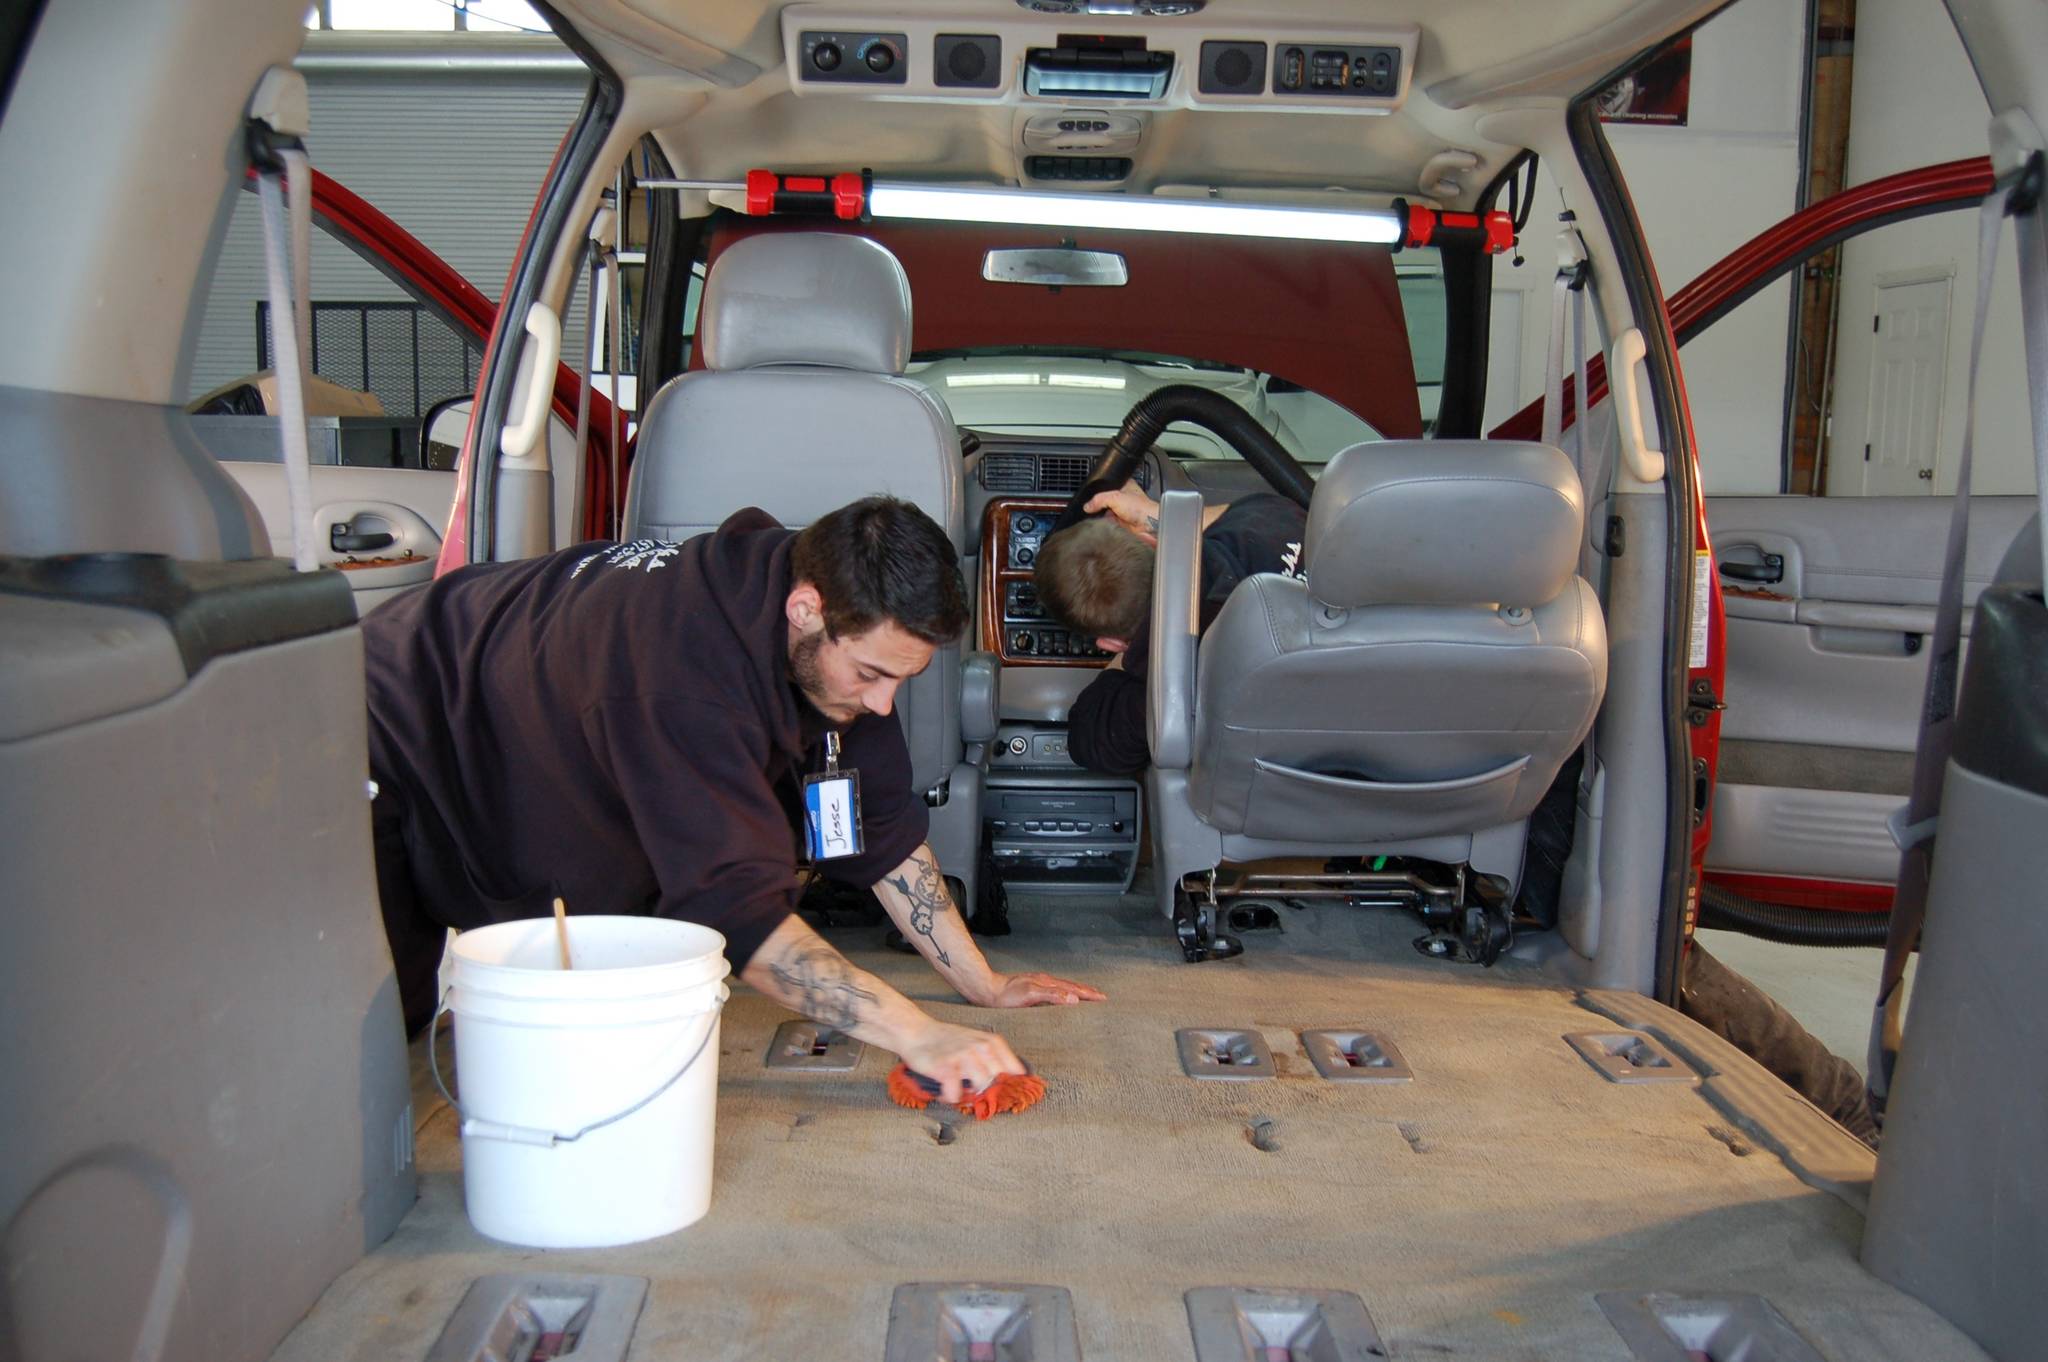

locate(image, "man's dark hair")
(1034, 518), (1155, 643)
(792, 496), (969, 644)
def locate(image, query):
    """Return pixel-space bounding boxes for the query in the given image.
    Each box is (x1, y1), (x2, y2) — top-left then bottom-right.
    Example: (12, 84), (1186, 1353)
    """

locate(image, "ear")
(1096, 636), (1129, 654)
(786, 581), (827, 637)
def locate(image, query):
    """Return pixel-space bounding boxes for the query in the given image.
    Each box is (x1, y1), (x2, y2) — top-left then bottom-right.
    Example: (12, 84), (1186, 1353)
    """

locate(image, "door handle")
(331, 523), (396, 553)
(1719, 554), (1783, 584)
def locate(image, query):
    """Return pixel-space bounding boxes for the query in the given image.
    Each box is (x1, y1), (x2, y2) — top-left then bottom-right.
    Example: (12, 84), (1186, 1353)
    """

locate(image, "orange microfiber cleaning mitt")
(887, 1062), (1047, 1120)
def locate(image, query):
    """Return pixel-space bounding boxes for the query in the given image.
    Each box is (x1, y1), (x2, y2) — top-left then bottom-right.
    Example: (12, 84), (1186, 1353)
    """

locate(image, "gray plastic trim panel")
(1185, 1286), (1385, 1360)
(764, 1019), (866, 1071)
(1565, 1031), (1699, 1084)
(884, 1283), (1082, 1362)
(1576, 990), (1876, 1213)
(423, 1273), (648, 1362)
(1301, 1030), (1413, 1083)
(1595, 1291), (1827, 1362)
(1177, 1028), (1276, 1080)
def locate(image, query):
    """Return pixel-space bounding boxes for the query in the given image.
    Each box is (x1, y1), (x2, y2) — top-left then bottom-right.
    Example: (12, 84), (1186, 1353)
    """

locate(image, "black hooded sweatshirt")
(360, 509), (926, 969)
(1066, 493), (1308, 777)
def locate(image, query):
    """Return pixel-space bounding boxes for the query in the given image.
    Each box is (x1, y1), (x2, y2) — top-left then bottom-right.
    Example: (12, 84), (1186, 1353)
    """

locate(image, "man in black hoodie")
(1036, 481), (1308, 777)
(364, 495), (1101, 1102)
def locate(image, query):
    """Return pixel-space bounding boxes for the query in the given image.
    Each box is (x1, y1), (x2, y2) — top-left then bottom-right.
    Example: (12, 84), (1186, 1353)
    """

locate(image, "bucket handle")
(426, 984), (728, 1148)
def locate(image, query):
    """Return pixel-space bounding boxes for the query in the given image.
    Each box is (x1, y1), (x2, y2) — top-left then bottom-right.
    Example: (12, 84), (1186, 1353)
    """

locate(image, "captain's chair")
(1146, 440), (1607, 956)
(624, 233), (998, 911)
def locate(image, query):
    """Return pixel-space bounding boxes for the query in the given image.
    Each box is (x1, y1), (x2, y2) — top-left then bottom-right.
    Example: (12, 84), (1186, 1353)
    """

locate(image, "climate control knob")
(1016, 546), (1035, 566)
(1015, 514), (1036, 533)
(812, 42), (842, 71)
(1012, 631), (1035, 653)
(863, 43), (895, 73)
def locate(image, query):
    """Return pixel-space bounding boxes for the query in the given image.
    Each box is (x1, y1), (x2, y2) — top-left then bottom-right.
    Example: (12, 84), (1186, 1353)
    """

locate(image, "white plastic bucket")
(442, 915), (731, 1248)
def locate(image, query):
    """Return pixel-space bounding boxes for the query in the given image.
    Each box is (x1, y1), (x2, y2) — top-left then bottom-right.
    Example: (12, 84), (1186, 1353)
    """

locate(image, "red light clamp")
(1391, 198), (1515, 255)
(743, 168), (870, 220)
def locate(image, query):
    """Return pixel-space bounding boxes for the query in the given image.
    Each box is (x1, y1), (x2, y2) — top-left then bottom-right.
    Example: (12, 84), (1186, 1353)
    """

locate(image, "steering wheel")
(1049, 384), (1317, 536)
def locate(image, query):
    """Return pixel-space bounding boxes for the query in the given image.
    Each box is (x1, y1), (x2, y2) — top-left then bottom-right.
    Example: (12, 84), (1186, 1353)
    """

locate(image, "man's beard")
(790, 631), (862, 722)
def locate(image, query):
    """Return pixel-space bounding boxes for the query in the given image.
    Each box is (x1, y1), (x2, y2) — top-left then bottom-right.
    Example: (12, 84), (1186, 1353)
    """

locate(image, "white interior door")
(1858, 272), (1952, 496)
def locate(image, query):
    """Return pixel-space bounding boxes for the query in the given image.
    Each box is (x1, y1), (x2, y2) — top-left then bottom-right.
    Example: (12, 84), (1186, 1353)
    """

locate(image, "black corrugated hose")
(1698, 882), (1890, 947)
(1052, 384), (1315, 534)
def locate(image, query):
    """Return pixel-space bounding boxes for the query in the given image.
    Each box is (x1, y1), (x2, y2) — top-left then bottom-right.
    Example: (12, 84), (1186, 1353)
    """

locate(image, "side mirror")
(420, 396), (471, 472)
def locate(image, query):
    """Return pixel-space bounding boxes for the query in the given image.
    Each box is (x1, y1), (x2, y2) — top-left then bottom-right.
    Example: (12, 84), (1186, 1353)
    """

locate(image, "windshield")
(905, 345), (1383, 461)
(698, 217), (1441, 461)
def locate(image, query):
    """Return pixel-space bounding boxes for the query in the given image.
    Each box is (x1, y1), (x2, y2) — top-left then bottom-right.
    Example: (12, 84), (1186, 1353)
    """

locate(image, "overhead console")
(781, 6), (1418, 114)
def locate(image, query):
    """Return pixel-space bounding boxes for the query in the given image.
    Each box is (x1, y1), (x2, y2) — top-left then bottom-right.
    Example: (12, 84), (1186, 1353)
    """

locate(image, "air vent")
(979, 452), (1037, 492)
(1026, 155), (1132, 181)
(1037, 454), (1095, 494)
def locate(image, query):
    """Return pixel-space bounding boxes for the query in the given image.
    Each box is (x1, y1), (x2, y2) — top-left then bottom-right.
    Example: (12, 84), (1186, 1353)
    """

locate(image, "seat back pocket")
(1241, 754), (1532, 842)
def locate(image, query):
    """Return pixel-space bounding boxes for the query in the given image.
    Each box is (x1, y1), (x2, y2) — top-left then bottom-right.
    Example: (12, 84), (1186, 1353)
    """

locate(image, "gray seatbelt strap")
(1573, 269), (1594, 497)
(1541, 217), (1592, 466)
(2015, 155), (2048, 591)
(249, 71), (318, 574)
(1541, 269), (1569, 449)
(606, 245), (625, 537)
(1867, 172), (2018, 1121)
(572, 238), (598, 535)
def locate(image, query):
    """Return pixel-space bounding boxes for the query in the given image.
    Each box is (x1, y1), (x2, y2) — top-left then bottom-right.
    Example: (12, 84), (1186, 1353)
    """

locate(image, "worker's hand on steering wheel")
(981, 971), (1107, 1008)
(899, 1020), (1027, 1103)
(1083, 482), (1161, 544)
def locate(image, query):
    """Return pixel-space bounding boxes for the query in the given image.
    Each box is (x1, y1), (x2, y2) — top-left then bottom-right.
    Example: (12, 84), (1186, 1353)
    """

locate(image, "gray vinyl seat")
(623, 233), (997, 908)
(1145, 439), (1608, 925)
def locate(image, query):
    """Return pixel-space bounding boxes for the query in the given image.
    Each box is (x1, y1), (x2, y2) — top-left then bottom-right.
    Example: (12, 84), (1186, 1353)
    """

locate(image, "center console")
(978, 497), (1116, 663)
(977, 496), (1140, 894)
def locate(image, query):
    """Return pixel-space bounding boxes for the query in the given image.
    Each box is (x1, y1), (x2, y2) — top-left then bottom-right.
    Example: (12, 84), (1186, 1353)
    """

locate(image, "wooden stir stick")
(552, 896), (574, 970)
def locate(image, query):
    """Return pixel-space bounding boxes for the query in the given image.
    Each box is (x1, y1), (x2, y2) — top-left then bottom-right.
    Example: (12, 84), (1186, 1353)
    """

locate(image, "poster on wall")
(1597, 36), (1692, 125)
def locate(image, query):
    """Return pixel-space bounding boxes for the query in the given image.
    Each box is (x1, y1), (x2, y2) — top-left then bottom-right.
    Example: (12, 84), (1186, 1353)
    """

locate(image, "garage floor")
(270, 892), (1979, 1362)
(1695, 930), (1918, 1077)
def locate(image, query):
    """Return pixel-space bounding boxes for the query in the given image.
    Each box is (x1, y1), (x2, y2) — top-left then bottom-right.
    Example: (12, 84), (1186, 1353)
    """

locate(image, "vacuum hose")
(1697, 883), (1890, 947)
(1051, 385), (1316, 534)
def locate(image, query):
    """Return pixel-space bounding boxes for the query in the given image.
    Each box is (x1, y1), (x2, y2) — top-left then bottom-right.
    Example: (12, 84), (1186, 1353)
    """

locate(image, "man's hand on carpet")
(980, 971), (1107, 1008)
(897, 1019), (1026, 1103)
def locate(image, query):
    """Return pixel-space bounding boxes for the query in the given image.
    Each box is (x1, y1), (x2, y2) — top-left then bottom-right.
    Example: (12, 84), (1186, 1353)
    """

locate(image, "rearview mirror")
(982, 247), (1129, 288)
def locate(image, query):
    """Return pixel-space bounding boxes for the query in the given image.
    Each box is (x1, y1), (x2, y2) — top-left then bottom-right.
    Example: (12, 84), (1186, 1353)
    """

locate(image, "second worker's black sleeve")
(1065, 667), (1152, 777)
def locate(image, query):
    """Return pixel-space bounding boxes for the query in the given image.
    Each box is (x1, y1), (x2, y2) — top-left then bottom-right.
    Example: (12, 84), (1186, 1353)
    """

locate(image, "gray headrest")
(698, 235), (913, 374)
(1305, 440), (1584, 609)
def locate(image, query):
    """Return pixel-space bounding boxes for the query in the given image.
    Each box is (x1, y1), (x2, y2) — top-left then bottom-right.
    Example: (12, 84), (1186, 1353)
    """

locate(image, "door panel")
(224, 463), (453, 614)
(1706, 494), (2035, 883)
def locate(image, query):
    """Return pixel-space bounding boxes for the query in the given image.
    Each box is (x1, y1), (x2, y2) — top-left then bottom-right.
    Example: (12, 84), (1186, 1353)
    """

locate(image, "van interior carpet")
(281, 885), (1985, 1362)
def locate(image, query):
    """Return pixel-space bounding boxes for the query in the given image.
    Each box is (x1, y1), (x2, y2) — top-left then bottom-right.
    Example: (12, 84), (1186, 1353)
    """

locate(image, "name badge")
(803, 732), (864, 862)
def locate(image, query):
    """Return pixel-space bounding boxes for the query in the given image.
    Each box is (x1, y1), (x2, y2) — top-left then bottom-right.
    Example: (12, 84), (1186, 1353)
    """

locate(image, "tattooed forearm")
(767, 946), (880, 1031)
(885, 853), (954, 966)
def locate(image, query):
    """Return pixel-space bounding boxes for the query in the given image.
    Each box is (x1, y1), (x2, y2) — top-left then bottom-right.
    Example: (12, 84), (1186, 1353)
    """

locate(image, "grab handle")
(427, 983), (727, 1148)
(1609, 328), (1668, 485)
(499, 302), (561, 460)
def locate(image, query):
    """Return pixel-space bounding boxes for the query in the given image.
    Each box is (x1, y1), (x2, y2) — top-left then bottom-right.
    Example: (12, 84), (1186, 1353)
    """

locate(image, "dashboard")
(979, 498), (1112, 665)
(962, 432), (1310, 673)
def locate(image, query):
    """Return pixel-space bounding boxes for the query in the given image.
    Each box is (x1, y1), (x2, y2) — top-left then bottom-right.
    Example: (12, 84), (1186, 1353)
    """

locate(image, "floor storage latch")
(422, 1274), (647, 1362)
(764, 1020), (865, 1071)
(1176, 1028), (1276, 1080)
(1185, 1286), (1385, 1360)
(1565, 1031), (1699, 1085)
(1301, 1030), (1412, 1083)
(883, 1283), (1082, 1362)
(1596, 1291), (1828, 1361)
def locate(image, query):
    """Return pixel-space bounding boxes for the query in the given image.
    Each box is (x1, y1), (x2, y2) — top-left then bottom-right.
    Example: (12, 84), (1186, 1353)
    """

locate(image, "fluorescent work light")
(866, 183), (1403, 245)
(639, 170), (1515, 253)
